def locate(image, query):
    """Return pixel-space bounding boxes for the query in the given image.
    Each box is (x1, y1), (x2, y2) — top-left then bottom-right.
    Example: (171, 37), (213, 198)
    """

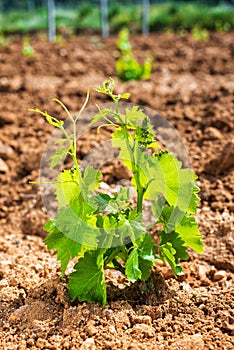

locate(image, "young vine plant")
(116, 28), (152, 81)
(30, 78), (203, 306)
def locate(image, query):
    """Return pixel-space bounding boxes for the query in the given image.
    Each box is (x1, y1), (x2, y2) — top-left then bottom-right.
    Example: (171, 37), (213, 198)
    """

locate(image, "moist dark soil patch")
(0, 32), (233, 349)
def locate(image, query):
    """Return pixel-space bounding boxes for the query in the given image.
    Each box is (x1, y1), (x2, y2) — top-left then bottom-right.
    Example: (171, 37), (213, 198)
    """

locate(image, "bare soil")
(0, 32), (234, 349)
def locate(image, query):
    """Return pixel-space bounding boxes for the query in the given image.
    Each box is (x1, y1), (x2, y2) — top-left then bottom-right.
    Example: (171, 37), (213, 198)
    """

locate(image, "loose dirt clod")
(206, 138), (234, 174)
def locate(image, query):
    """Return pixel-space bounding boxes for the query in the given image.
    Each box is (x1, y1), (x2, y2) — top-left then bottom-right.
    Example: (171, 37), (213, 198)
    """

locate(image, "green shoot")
(22, 36), (35, 57)
(116, 28), (152, 82)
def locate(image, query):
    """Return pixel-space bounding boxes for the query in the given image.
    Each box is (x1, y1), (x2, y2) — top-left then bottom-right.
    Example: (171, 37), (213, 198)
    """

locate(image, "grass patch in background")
(149, 3), (233, 31)
(0, 7), (47, 33)
(0, 2), (233, 35)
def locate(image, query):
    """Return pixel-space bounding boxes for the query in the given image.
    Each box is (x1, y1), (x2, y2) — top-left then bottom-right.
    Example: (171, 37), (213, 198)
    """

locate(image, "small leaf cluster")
(191, 25), (209, 41)
(116, 28), (152, 82)
(22, 36), (35, 58)
(30, 79), (203, 306)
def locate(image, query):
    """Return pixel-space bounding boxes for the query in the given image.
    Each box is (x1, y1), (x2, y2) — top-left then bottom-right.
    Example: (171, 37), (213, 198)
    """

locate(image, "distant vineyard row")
(0, 2), (233, 35)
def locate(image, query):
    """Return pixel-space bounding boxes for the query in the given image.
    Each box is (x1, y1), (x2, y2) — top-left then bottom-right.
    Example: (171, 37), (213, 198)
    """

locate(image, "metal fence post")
(100, 0), (109, 37)
(47, 0), (56, 42)
(142, 0), (150, 35)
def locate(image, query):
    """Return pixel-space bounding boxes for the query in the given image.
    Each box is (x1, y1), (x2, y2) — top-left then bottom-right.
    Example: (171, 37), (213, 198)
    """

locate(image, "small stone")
(0, 144), (15, 160)
(204, 127), (222, 140)
(0, 158), (9, 173)
(80, 337), (96, 350)
(206, 138), (234, 174)
(213, 270), (226, 281)
(157, 335), (164, 342)
(198, 265), (208, 281)
(131, 315), (152, 326)
(211, 202), (220, 210)
(0, 113), (15, 126)
(85, 320), (97, 336)
(0, 279), (8, 289)
(181, 283), (191, 292)
(0, 76), (9, 91)
(0, 260), (13, 267)
(36, 338), (48, 349)
(108, 325), (116, 334)
(131, 323), (155, 337)
(10, 76), (23, 91)
(217, 139), (234, 172)
(59, 48), (68, 57)
(176, 333), (204, 349)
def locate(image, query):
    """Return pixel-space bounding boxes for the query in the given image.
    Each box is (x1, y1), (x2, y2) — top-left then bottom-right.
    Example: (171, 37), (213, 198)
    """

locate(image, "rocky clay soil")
(0, 32), (234, 349)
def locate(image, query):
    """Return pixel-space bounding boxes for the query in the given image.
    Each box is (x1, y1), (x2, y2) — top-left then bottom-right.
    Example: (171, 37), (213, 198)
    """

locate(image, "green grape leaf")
(55, 205), (98, 249)
(112, 127), (133, 148)
(151, 196), (166, 219)
(54, 169), (80, 209)
(187, 183), (200, 214)
(138, 257), (153, 281)
(83, 166), (101, 191)
(92, 193), (112, 213)
(97, 188), (130, 215)
(113, 130), (194, 216)
(120, 212), (146, 244)
(54, 166), (100, 209)
(138, 233), (155, 261)
(68, 250), (106, 305)
(49, 146), (69, 168)
(44, 220), (81, 275)
(115, 186), (130, 207)
(125, 106), (146, 126)
(119, 93), (131, 99)
(159, 230), (189, 262)
(125, 248), (142, 282)
(134, 234), (155, 281)
(110, 187), (130, 211)
(158, 242), (182, 275)
(175, 213), (204, 253)
(145, 152), (199, 213)
(159, 205), (203, 255)
(96, 214), (119, 249)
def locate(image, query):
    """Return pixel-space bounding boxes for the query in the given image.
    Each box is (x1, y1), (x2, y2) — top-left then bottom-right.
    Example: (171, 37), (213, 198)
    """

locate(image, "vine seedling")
(22, 36), (35, 57)
(116, 28), (152, 81)
(30, 78), (203, 306)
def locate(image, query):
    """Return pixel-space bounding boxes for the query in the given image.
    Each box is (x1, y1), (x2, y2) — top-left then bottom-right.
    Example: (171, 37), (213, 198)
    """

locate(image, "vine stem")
(114, 98), (145, 214)
(104, 246), (123, 266)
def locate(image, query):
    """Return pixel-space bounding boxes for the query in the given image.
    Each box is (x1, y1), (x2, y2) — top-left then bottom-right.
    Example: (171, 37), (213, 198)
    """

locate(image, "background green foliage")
(0, 1), (233, 34)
